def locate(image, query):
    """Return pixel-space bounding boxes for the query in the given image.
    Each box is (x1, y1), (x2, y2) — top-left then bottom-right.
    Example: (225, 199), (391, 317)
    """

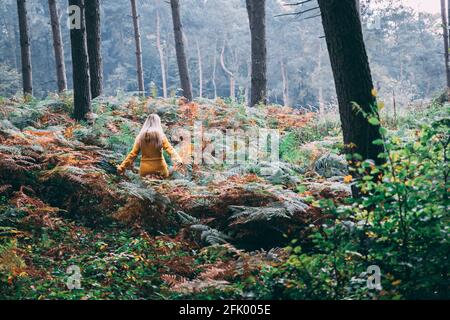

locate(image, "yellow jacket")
(118, 136), (182, 178)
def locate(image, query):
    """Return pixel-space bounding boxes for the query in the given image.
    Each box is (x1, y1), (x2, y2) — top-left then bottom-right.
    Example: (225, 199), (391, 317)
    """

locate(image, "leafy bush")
(251, 104), (449, 300)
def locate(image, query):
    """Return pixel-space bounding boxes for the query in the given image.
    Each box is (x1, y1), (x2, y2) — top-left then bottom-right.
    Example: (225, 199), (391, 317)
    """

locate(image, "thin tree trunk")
(17, 0), (33, 96)
(318, 42), (324, 115)
(318, 0), (385, 197)
(130, 0), (145, 94)
(245, 59), (251, 104)
(281, 59), (290, 107)
(170, 0), (192, 101)
(212, 38), (218, 100)
(246, 0), (267, 107)
(441, 0), (450, 93)
(14, 22), (21, 72)
(48, 0), (67, 93)
(68, 0), (91, 121)
(156, 10), (167, 98)
(85, 0), (103, 98)
(220, 41), (235, 100)
(196, 39), (203, 98)
(392, 89), (397, 128)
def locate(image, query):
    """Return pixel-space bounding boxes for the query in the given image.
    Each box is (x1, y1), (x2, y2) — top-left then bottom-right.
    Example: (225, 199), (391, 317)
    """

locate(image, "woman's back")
(140, 136), (167, 160)
(117, 114), (182, 178)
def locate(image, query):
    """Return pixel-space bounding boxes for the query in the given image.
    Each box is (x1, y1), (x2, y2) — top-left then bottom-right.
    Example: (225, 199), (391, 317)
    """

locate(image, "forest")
(0, 0), (448, 302)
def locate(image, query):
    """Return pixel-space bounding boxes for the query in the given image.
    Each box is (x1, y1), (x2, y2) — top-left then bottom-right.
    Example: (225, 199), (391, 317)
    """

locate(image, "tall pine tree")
(318, 0), (384, 197)
(16, 0), (33, 96)
(170, 0), (192, 101)
(48, 0), (67, 93)
(68, 0), (92, 121)
(246, 0), (267, 107)
(85, 0), (103, 98)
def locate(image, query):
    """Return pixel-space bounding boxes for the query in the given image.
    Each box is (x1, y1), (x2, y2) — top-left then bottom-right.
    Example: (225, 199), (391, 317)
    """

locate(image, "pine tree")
(48, 0), (67, 93)
(318, 0), (385, 197)
(68, 0), (92, 121)
(130, 0), (145, 95)
(85, 0), (103, 98)
(170, 0), (192, 101)
(246, 0), (267, 107)
(16, 0), (33, 96)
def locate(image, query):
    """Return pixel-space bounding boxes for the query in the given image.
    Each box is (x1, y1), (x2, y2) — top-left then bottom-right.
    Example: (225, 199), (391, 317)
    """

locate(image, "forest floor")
(0, 94), (447, 300)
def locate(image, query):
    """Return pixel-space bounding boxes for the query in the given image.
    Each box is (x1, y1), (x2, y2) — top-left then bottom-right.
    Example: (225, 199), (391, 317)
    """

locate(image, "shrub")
(251, 105), (449, 300)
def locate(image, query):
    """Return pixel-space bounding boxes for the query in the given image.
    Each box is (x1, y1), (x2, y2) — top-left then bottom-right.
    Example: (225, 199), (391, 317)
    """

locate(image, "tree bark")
(156, 10), (167, 98)
(170, 0), (192, 101)
(85, 0), (103, 98)
(246, 0), (267, 107)
(48, 0), (67, 93)
(318, 0), (384, 196)
(196, 39), (203, 98)
(441, 0), (450, 93)
(17, 0), (33, 96)
(68, 0), (92, 121)
(130, 0), (145, 94)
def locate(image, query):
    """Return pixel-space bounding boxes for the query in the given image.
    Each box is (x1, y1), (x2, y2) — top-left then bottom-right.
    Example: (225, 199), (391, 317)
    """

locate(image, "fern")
(118, 181), (157, 202)
(191, 224), (231, 245)
(39, 166), (88, 186)
(177, 211), (200, 225)
(229, 204), (291, 225)
(177, 212), (231, 246)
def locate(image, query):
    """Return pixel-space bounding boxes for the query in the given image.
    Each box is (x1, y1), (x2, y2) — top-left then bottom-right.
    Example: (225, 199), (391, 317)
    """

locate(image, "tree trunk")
(318, 0), (384, 197)
(85, 0), (103, 98)
(212, 38), (218, 100)
(246, 0), (267, 107)
(220, 41), (235, 100)
(156, 10), (167, 98)
(318, 42), (324, 115)
(48, 0), (67, 93)
(17, 0), (33, 96)
(170, 0), (192, 101)
(14, 23), (21, 72)
(245, 59), (251, 104)
(130, 0), (145, 94)
(196, 39), (203, 98)
(441, 0), (450, 94)
(281, 59), (289, 107)
(68, 0), (91, 121)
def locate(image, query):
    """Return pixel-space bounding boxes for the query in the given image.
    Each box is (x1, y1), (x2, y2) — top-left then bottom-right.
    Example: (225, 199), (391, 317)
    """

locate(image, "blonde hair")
(136, 114), (164, 149)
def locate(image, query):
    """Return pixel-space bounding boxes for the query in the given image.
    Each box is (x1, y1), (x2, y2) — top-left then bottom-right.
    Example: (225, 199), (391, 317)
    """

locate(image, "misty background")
(0, 0), (445, 109)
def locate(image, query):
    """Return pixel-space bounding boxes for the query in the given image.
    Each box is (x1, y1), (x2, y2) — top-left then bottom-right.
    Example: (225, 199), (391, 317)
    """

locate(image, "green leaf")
(368, 117), (380, 126)
(373, 139), (384, 145)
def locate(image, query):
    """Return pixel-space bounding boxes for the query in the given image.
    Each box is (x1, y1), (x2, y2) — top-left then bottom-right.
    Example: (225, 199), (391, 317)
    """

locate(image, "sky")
(402, 0), (440, 13)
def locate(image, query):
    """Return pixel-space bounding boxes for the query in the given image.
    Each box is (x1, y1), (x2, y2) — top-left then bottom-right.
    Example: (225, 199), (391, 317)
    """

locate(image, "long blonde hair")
(136, 114), (164, 149)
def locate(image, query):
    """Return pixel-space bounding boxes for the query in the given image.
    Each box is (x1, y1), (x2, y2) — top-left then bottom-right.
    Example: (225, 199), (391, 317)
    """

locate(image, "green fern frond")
(191, 224), (231, 245)
(229, 204), (291, 225)
(177, 211), (200, 225)
(118, 181), (157, 202)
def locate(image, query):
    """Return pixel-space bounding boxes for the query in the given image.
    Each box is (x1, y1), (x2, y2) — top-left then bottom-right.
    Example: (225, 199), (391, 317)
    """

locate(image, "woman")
(117, 114), (182, 178)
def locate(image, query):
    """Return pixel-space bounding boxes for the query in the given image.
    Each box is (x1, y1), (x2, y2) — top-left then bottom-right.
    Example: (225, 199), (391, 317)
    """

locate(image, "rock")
(314, 153), (348, 178)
